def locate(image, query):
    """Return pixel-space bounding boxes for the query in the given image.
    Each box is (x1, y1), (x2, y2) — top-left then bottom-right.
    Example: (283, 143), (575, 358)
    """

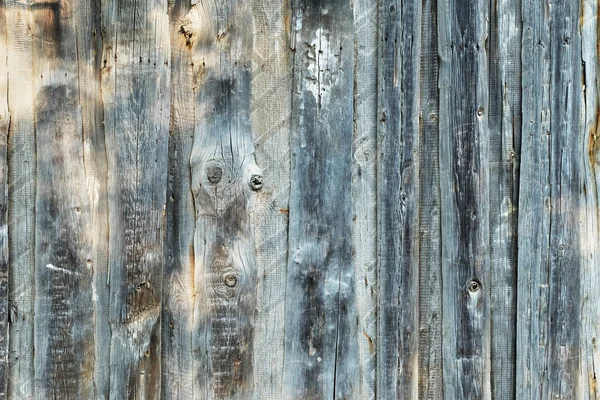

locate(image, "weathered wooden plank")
(250, 0), (292, 398)
(282, 1), (357, 398)
(0, 2), (9, 397)
(161, 0), (195, 398)
(580, 0), (600, 398)
(181, 1), (258, 397)
(31, 1), (95, 397)
(487, 0), (521, 397)
(101, 0), (171, 396)
(438, 0), (491, 396)
(352, 0), (377, 397)
(516, 0), (582, 397)
(376, 0), (421, 397)
(5, 1), (36, 397)
(417, 0), (442, 397)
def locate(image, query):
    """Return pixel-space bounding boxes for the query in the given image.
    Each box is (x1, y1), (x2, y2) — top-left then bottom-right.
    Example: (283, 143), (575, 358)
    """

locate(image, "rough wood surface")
(31, 1), (95, 397)
(516, 0), (582, 397)
(438, 0), (491, 397)
(0, 2), (8, 397)
(5, 1), (36, 398)
(376, 0), (420, 397)
(282, 0), (357, 398)
(182, 1), (259, 397)
(101, 0), (170, 396)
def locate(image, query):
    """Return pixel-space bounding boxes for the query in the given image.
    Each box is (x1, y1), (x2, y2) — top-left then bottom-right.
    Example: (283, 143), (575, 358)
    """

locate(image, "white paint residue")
(45, 263), (78, 276)
(304, 28), (340, 107)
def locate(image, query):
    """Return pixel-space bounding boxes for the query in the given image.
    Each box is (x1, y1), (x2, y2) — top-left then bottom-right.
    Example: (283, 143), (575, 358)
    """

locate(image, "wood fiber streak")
(101, 0), (170, 396)
(438, 0), (491, 396)
(183, 1), (258, 397)
(32, 0), (95, 397)
(352, 0), (377, 397)
(377, 0), (420, 397)
(282, 0), (357, 398)
(487, 0), (521, 397)
(5, 1), (36, 397)
(417, 0), (442, 397)
(0, 2), (8, 397)
(516, 0), (582, 397)
(250, 0), (292, 398)
(161, 0), (195, 398)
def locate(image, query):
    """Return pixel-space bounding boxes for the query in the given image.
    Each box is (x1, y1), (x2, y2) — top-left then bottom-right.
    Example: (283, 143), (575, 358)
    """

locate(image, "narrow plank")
(282, 0), (357, 398)
(352, 0), (377, 397)
(72, 0), (111, 396)
(161, 0), (195, 398)
(31, 1), (95, 397)
(250, 0), (292, 398)
(376, 0), (421, 397)
(580, 0), (600, 397)
(437, 0), (491, 396)
(0, 2), (9, 397)
(182, 1), (258, 397)
(487, 0), (521, 396)
(5, 1), (36, 397)
(417, 0), (443, 396)
(100, 0), (171, 396)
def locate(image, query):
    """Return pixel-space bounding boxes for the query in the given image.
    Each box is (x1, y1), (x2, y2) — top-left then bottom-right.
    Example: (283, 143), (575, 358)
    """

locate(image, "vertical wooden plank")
(516, 0), (582, 397)
(251, 0), (292, 398)
(580, 0), (600, 398)
(376, 0), (421, 397)
(101, 0), (170, 396)
(5, 1), (36, 397)
(282, 0), (357, 398)
(181, 1), (258, 397)
(161, 0), (195, 398)
(438, 0), (491, 396)
(31, 0), (95, 397)
(352, 0), (377, 397)
(0, 2), (8, 397)
(487, 0), (521, 397)
(417, 0), (443, 396)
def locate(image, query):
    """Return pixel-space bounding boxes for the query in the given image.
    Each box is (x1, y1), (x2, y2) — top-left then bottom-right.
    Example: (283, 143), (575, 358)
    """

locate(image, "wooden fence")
(0, 0), (597, 398)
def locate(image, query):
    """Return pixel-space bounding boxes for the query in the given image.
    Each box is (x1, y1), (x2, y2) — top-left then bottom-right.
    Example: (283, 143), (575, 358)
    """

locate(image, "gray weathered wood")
(31, 1), (95, 397)
(352, 0), (378, 398)
(438, 0), (491, 396)
(516, 0), (582, 397)
(101, 0), (171, 396)
(161, 0), (196, 398)
(417, 0), (442, 397)
(488, 0), (521, 397)
(5, 1), (36, 397)
(250, 0), (292, 398)
(282, 0), (357, 398)
(0, 2), (8, 397)
(376, 0), (421, 397)
(182, 1), (258, 397)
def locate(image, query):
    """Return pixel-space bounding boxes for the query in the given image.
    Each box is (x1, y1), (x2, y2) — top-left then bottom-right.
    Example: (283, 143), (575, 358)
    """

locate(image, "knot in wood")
(206, 165), (223, 184)
(223, 273), (237, 287)
(250, 174), (263, 190)
(468, 280), (480, 293)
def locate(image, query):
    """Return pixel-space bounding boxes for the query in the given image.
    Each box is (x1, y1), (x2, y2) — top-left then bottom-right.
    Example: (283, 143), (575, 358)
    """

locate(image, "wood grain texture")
(161, 0), (195, 398)
(438, 0), (491, 396)
(417, 0), (442, 397)
(487, 0), (521, 397)
(282, 0), (357, 398)
(376, 0), (421, 397)
(32, 0), (95, 397)
(0, 2), (8, 397)
(580, 0), (600, 398)
(250, 0), (292, 398)
(516, 0), (582, 397)
(101, 0), (170, 396)
(352, 0), (377, 397)
(183, 1), (258, 397)
(5, 1), (36, 397)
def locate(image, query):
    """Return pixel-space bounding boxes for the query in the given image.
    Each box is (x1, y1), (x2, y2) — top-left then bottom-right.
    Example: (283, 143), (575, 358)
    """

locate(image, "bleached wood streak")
(182, 1), (259, 397)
